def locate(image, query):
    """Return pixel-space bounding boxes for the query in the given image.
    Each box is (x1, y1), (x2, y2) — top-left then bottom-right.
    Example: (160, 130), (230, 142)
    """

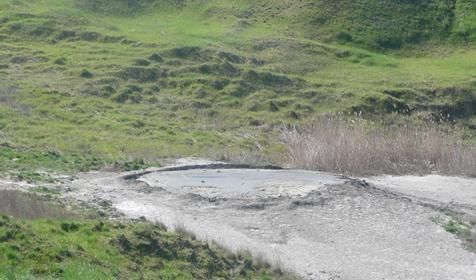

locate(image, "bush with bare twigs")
(281, 117), (476, 176)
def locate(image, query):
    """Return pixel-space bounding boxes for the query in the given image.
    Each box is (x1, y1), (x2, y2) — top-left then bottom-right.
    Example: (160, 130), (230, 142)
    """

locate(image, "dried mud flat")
(3, 160), (476, 279)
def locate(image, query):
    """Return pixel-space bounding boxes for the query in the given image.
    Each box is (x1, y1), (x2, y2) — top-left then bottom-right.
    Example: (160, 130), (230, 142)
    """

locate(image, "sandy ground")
(367, 175), (476, 206)
(2, 161), (476, 279)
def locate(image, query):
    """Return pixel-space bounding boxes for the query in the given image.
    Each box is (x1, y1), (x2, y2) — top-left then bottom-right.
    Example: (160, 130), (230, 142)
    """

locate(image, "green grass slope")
(0, 0), (474, 176)
(454, 0), (476, 41)
(301, 0), (460, 48)
(0, 215), (284, 279)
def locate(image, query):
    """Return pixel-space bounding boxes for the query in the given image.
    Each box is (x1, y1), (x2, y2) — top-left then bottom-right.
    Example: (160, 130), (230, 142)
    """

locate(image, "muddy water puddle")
(140, 169), (346, 197)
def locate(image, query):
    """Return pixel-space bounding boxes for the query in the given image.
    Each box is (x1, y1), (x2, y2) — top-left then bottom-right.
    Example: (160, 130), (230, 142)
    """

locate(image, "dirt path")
(52, 160), (476, 280)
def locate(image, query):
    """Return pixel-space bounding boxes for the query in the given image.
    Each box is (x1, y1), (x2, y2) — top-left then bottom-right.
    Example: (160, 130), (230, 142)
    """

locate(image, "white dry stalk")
(281, 118), (476, 176)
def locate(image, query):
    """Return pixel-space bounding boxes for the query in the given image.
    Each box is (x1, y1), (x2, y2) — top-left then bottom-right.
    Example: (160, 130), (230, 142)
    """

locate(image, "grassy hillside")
(0, 190), (286, 280)
(0, 0), (475, 177)
(302, 0), (459, 47)
(0, 217), (283, 279)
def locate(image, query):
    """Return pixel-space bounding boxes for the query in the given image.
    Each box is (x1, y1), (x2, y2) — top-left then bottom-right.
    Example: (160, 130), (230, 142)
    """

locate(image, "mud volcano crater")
(134, 164), (348, 199)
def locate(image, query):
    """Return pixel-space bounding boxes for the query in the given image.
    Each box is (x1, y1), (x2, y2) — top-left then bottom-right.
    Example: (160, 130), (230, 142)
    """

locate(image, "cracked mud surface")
(367, 175), (476, 213)
(2, 160), (476, 279)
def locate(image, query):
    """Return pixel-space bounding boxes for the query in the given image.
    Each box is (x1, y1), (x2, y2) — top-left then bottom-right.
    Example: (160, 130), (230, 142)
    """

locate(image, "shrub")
(99, 85), (116, 97)
(55, 30), (76, 40)
(112, 85), (143, 103)
(335, 31), (353, 43)
(429, 87), (476, 118)
(116, 67), (159, 82)
(79, 31), (102, 41)
(224, 83), (248, 98)
(54, 57), (66, 65)
(375, 35), (403, 49)
(80, 69), (93, 78)
(282, 117), (476, 176)
(134, 59), (150, 66)
(75, 0), (182, 15)
(167, 46), (202, 59)
(218, 51), (244, 63)
(148, 53), (163, 62)
(351, 92), (409, 114)
(243, 70), (295, 87)
(268, 100), (280, 112)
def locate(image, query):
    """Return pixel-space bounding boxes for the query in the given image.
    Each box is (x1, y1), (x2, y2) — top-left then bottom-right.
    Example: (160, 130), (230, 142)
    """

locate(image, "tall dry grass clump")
(281, 117), (476, 176)
(0, 190), (73, 219)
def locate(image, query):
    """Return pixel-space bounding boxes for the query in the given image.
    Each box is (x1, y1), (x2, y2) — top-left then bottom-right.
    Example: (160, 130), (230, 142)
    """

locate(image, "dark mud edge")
(121, 163), (283, 181)
(124, 165), (476, 219)
(354, 179), (476, 219)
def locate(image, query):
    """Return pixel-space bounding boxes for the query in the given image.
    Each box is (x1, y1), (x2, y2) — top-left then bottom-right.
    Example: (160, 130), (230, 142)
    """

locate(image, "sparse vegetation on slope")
(0, 216), (285, 279)
(0, 191), (290, 280)
(0, 0), (474, 175)
(433, 212), (476, 253)
(75, 0), (183, 15)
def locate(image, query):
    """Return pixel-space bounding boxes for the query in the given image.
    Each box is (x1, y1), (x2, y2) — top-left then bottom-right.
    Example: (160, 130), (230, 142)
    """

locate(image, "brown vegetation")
(282, 117), (476, 177)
